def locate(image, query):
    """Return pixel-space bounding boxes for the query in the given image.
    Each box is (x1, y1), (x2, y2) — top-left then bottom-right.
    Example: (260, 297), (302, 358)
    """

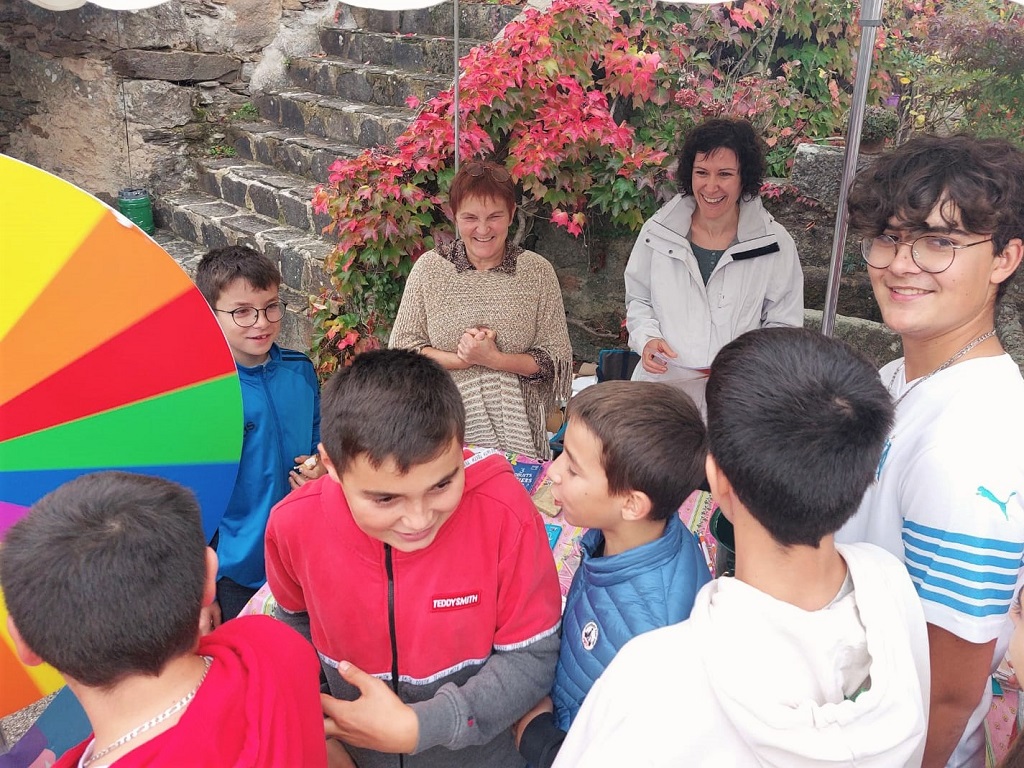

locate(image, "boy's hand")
(512, 696), (553, 749)
(321, 661), (419, 753)
(289, 454), (326, 490)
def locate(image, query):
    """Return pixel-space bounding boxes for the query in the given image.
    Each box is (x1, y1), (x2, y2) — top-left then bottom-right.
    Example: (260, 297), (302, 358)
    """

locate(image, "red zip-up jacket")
(266, 450), (562, 768)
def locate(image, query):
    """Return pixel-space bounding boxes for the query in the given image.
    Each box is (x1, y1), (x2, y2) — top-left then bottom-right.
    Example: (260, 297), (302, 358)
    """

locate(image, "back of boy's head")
(567, 381), (707, 521)
(320, 349), (466, 474)
(0, 472), (207, 688)
(705, 328), (893, 547)
(195, 245), (281, 306)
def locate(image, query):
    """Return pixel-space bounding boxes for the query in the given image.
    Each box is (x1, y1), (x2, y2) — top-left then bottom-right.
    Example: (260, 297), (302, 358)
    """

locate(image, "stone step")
(153, 228), (208, 279)
(224, 122), (362, 184)
(336, 2), (522, 40)
(319, 28), (483, 76)
(152, 188), (335, 309)
(193, 155), (333, 236)
(287, 56), (451, 109)
(254, 89), (413, 147)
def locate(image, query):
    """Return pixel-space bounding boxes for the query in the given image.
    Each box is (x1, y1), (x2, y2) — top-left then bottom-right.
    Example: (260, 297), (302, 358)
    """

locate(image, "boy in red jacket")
(1, 472), (327, 767)
(266, 348), (563, 768)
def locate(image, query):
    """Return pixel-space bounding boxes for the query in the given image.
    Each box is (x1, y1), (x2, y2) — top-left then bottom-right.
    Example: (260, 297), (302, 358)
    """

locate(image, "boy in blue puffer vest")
(515, 381), (711, 767)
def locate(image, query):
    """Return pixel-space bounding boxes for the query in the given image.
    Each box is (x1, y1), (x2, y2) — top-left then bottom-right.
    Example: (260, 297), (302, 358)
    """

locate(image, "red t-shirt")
(55, 615), (326, 767)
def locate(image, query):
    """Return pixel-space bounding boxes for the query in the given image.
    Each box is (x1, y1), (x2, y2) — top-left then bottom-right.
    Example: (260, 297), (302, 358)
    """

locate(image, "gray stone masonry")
(224, 122), (362, 183)
(253, 90), (413, 146)
(286, 58), (450, 109)
(112, 50), (241, 83)
(151, 0), (523, 349)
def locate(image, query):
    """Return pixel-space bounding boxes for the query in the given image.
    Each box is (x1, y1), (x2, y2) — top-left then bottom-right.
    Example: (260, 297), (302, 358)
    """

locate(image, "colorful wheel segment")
(0, 155), (244, 717)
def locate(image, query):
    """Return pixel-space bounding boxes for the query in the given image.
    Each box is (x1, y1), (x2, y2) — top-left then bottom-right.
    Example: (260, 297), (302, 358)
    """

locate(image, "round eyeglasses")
(214, 301), (287, 327)
(860, 234), (993, 274)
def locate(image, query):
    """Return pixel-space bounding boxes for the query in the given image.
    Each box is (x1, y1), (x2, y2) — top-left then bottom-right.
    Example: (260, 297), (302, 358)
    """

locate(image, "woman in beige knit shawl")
(390, 160), (572, 459)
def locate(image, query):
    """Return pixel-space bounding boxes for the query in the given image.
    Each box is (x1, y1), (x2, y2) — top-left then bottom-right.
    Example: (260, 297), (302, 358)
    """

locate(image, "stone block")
(123, 80), (193, 129)
(220, 173), (250, 208)
(196, 166), (223, 198)
(171, 209), (199, 244)
(279, 191), (313, 231)
(247, 183), (281, 220)
(790, 144), (876, 214)
(222, 213), (279, 242)
(201, 221), (231, 249)
(280, 243), (308, 289)
(112, 50), (241, 83)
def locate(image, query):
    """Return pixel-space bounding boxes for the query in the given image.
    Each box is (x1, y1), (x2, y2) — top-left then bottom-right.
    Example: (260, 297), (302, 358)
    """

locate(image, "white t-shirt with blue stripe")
(838, 353), (1024, 768)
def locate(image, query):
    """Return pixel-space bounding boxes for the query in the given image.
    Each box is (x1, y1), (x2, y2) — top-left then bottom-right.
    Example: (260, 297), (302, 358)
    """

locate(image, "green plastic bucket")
(118, 187), (155, 235)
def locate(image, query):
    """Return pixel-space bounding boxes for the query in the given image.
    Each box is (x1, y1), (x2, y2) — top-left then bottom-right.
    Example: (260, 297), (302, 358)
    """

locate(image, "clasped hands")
(456, 326), (499, 369)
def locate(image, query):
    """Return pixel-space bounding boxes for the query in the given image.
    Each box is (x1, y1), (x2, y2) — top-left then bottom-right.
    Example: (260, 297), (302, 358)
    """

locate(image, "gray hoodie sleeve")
(410, 629), (560, 753)
(273, 603), (313, 644)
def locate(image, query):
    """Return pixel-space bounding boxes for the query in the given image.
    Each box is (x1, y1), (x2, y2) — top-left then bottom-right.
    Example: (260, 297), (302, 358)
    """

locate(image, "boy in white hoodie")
(554, 327), (931, 768)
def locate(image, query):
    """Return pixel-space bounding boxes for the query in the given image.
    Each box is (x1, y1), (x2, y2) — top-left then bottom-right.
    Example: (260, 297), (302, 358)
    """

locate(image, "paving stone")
(319, 28), (477, 76)
(340, 3), (521, 39)
(287, 57), (450, 108)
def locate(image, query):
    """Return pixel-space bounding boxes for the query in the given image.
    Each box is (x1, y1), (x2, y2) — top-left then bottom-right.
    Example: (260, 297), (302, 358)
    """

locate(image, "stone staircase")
(153, 1), (521, 348)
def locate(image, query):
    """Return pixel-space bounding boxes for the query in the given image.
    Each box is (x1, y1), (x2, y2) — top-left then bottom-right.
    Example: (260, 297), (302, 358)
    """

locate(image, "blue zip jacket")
(551, 513), (712, 729)
(217, 344), (320, 588)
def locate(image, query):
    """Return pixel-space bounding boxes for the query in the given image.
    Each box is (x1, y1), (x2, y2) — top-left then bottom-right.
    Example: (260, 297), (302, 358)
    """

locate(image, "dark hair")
(448, 160), (516, 218)
(847, 133), (1024, 301)
(567, 381), (707, 521)
(195, 245), (281, 307)
(705, 328), (894, 547)
(320, 349), (465, 474)
(0, 472), (207, 688)
(676, 118), (765, 200)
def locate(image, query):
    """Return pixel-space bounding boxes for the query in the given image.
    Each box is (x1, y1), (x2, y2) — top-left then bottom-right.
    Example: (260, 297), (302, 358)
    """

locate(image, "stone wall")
(0, 0), (330, 202)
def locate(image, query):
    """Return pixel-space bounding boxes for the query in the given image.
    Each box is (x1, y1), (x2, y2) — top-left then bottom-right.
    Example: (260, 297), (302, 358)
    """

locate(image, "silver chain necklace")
(889, 330), (997, 408)
(83, 656), (212, 768)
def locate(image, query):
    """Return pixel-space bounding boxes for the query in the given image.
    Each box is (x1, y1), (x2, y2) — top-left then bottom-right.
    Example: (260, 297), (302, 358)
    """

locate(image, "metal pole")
(820, 0), (883, 337)
(453, 0), (460, 171)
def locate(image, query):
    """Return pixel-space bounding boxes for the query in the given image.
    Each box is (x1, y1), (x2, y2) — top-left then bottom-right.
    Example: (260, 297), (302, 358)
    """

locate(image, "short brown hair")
(448, 160), (516, 218)
(567, 381), (707, 520)
(320, 349), (465, 474)
(195, 245), (281, 307)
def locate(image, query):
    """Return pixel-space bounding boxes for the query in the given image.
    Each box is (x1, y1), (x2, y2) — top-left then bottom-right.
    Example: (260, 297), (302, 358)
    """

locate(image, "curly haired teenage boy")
(0, 472), (327, 767)
(837, 135), (1024, 768)
(196, 245), (324, 619)
(514, 381), (711, 767)
(265, 349), (562, 768)
(555, 328), (930, 767)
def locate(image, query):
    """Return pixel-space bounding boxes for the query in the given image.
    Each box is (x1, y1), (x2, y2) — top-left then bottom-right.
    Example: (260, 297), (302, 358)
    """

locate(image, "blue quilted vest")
(551, 513), (712, 730)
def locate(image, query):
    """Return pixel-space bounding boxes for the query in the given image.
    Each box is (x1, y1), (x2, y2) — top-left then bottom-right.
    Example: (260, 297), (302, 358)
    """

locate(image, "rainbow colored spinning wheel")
(0, 155), (243, 716)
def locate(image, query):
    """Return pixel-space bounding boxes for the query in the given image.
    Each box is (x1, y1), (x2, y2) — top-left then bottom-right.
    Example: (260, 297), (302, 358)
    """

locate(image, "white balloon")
(26, 0), (169, 8)
(91, 0), (170, 6)
(25, 0), (86, 8)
